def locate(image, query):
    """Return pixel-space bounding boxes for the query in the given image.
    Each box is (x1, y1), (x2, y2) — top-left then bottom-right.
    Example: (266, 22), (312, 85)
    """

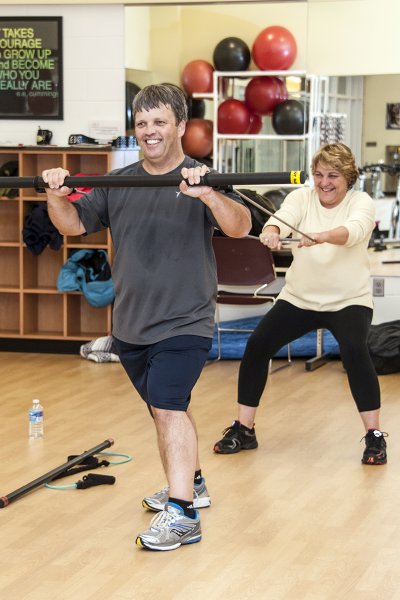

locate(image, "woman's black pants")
(238, 300), (380, 413)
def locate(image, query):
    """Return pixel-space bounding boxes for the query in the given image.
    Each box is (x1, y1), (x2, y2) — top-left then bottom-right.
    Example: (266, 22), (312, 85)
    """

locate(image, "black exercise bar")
(0, 170), (306, 191)
(0, 438), (114, 508)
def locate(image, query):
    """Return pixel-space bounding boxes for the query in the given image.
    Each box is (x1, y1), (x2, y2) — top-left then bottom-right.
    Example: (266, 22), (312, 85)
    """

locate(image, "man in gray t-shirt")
(43, 84), (251, 552)
(73, 156), (234, 345)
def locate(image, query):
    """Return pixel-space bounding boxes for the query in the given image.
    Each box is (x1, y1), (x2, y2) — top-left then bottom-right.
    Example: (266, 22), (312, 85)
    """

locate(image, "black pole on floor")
(0, 438), (114, 508)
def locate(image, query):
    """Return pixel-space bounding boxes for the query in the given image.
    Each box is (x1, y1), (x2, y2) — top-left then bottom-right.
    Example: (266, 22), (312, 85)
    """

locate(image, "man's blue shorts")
(113, 335), (212, 411)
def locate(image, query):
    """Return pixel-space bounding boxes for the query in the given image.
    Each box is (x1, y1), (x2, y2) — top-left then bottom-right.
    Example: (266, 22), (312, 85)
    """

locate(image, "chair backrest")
(212, 236), (276, 286)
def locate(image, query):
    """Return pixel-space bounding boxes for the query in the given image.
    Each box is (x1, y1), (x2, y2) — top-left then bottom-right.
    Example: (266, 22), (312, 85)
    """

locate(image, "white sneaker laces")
(150, 509), (176, 531)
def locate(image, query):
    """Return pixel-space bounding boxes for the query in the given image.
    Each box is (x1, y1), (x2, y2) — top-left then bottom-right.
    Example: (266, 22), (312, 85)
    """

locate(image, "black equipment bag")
(368, 320), (400, 375)
(0, 160), (19, 198)
(237, 188), (276, 237)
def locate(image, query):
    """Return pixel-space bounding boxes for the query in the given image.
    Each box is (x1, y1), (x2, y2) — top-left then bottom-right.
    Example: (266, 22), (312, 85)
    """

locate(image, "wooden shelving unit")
(0, 146), (117, 345)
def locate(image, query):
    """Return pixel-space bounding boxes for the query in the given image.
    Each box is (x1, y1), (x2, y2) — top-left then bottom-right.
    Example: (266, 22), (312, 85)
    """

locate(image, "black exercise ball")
(263, 188), (289, 211)
(126, 81), (141, 130)
(161, 82), (206, 120)
(272, 99), (308, 135)
(187, 97), (206, 119)
(237, 189), (276, 236)
(213, 37), (251, 71)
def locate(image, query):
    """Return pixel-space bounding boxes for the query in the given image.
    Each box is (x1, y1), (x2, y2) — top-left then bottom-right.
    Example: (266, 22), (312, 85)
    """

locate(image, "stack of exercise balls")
(213, 36), (258, 135)
(249, 25), (307, 135)
(180, 60), (214, 159)
(214, 27), (302, 136)
(180, 24), (307, 158)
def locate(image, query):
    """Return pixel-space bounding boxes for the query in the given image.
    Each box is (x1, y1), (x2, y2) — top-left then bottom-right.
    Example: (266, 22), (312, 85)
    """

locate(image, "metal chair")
(212, 235), (291, 370)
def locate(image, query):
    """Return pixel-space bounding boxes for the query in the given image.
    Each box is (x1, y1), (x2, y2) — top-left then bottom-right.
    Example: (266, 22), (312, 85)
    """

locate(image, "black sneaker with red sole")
(361, 429), (388, 465)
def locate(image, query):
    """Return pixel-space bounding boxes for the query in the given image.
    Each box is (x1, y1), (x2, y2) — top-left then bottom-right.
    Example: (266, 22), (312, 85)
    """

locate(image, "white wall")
(125, 6), (150, 71)
(307, 0), (400, 75)
(0, 5), (125, 146)
(124, 1), (400, 78)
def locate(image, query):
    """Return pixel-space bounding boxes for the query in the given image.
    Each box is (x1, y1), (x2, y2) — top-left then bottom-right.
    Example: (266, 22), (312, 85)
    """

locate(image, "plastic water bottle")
(29, 399), (44, 438)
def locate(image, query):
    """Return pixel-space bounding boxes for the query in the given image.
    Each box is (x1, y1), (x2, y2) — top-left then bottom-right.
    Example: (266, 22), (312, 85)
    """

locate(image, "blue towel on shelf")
(208, 317), (340, 360)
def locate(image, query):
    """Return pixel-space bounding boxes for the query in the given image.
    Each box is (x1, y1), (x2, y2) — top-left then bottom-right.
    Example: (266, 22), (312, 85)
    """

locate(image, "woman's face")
(313, 162), (349, 208)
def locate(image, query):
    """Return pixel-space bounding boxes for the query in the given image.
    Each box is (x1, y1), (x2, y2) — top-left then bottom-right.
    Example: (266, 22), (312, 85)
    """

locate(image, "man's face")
(134, 104), (185, 166)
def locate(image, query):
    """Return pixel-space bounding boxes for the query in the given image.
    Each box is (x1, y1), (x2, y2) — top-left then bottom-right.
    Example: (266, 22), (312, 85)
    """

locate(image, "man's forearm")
(204, 190), (252, 237)
(46, 194), (86, 236)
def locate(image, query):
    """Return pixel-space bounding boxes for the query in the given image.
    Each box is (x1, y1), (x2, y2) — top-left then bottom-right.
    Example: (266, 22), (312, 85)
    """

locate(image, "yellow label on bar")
(290, 171), (302, 185)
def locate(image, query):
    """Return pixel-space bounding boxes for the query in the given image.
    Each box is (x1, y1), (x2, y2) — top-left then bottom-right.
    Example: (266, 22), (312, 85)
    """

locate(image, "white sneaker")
(136, 502), (201, 551)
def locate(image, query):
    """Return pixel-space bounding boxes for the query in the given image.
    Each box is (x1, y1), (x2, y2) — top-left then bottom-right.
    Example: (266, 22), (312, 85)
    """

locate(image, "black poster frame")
(0, 16), (63, 120)
(386, 103), (400, 130)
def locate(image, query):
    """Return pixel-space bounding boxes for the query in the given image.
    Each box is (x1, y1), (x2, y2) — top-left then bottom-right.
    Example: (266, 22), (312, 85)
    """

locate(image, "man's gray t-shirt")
(73, 156), (244, 345)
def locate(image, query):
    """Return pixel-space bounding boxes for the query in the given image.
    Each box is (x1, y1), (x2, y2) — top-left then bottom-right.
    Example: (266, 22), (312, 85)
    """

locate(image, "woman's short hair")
(132, 84), (188, 125)
(311, 143), (359, 188)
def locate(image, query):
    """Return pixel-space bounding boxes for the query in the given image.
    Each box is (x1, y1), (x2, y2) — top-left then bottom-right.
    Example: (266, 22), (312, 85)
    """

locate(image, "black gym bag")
(368, 320), (400, 375)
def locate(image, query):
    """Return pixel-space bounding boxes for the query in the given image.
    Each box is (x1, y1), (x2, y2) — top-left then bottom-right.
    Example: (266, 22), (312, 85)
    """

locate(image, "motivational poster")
(0, 17), (63, 119)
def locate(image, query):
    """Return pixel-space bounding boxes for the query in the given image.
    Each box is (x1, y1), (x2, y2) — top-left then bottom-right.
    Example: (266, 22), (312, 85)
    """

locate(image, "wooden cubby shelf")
(0, 292), (20, 335)
(0, 246), (20, 288)
(0, 146), (117, 344)
(0, 199), (20, 243)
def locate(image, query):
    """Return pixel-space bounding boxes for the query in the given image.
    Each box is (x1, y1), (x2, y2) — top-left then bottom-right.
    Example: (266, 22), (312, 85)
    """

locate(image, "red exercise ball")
(181, 60), (214, 96)
(273, 76), (289, 102)
(252, 26), (297, 71)
(218, 98), (252, 134)
(245, 76), (285, 115)
(248, 113), (263, 134)
(182, 118), (213, 158)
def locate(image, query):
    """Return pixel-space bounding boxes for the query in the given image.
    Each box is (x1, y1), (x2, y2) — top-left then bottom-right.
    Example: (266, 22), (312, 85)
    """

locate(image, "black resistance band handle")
(0, 170), (306, 191)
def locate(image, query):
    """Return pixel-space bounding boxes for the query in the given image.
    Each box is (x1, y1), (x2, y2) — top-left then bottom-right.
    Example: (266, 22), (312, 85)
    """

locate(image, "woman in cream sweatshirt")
(214, 143), (387, 465)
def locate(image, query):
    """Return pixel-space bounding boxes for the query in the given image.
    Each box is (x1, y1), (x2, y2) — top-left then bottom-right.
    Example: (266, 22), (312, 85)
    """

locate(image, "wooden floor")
(1, 352), (400, 600)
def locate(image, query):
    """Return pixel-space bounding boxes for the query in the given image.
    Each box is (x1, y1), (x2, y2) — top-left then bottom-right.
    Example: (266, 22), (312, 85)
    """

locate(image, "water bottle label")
(29, 410), (43, 422)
